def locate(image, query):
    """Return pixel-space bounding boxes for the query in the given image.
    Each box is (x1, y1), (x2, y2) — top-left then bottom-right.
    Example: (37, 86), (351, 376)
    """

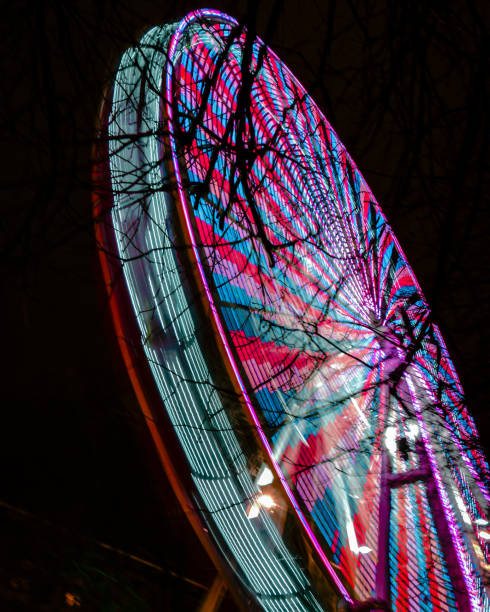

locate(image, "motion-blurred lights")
(358, 546), (372, 554)
(384, 426), (397, 455)
(407, 421), (420, 442)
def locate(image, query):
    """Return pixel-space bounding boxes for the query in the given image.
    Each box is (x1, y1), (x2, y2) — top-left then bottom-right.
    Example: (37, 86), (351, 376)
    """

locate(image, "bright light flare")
(257, 494), (275, 509)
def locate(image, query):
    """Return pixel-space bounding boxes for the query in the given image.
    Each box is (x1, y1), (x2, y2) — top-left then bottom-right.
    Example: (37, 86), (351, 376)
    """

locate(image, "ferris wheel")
(95, 9), (490, 611)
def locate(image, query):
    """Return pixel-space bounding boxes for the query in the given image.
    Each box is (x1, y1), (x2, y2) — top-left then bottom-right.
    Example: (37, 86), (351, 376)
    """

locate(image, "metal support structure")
(198, 574), (227, 612)
(374, 449), (391, 610)
(372, 438), (473, 612)
(415, 442), (472, 612)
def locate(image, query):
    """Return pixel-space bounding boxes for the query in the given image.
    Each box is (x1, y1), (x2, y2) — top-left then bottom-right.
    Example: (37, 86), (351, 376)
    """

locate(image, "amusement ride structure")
(94, 9), (490, 611)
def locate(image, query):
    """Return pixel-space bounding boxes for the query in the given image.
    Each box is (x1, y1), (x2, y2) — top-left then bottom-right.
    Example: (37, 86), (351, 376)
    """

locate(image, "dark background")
(1, 1), (488, 609)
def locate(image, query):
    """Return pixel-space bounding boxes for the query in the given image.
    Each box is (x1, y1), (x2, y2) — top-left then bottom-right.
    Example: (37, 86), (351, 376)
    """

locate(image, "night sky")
(1, 1), (489, 608)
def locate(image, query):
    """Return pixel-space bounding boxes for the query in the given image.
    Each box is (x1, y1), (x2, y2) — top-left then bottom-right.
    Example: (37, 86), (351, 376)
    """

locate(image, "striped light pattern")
(99, 9), (490, 611)
(389, 481), (458, 609)
(104, 21), (327, 612)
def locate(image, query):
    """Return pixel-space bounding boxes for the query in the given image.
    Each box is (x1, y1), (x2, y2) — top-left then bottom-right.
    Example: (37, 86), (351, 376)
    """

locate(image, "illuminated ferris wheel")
(94, 9), (490, 611)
